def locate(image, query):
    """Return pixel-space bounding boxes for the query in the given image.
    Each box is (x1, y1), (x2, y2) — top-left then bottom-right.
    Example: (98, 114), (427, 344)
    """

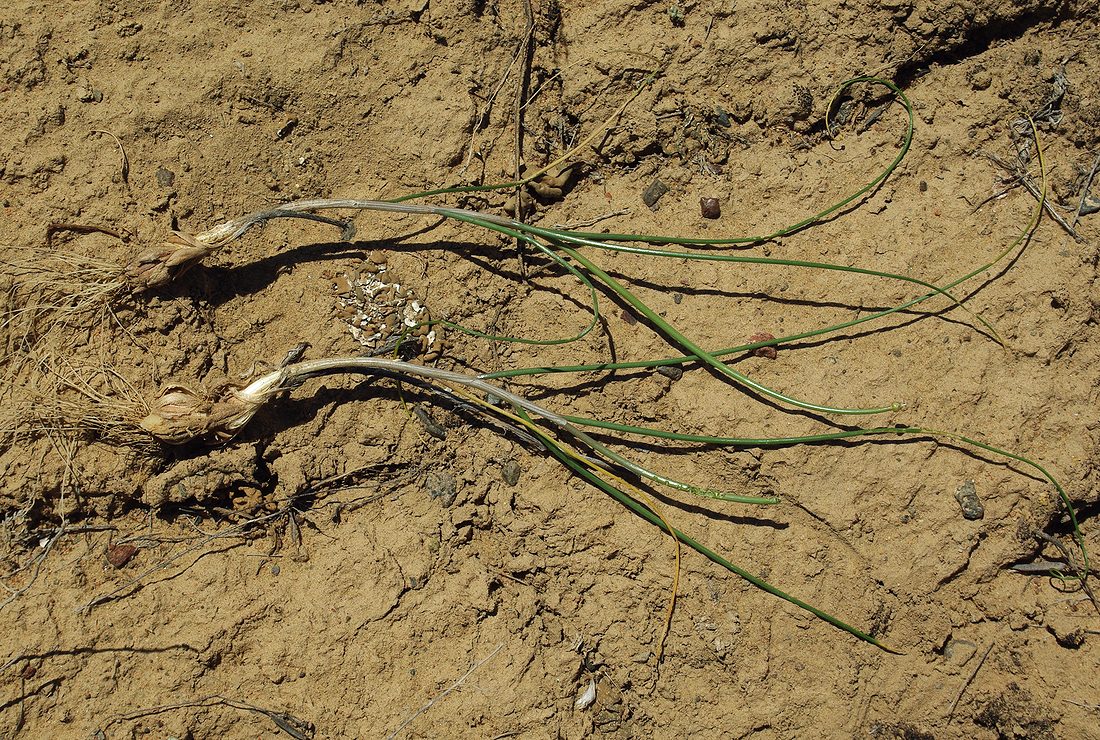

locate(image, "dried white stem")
(140, 356), (682, 494)
(118, 198), (515, 293)
(202, 198), (514, 245)
(226, 356), (576, 435)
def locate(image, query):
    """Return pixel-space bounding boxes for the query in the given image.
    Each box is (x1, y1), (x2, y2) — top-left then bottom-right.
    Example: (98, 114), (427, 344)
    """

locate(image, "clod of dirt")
(749, 332), (778, 359)
(105, 544), (138, 568)
(140, 445), (261, 507)
(75, 84), (102, 103)
(974, 684), (1059, 740)
(788, 84), (814, 122)
(968, 65), (994, 91)
(954, 480), (985, 520)
(501, 459), (521, 486)
(1045, 619), (1087, 649)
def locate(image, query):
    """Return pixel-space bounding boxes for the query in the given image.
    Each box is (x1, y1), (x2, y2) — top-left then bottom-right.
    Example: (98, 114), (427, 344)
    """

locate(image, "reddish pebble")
(748, 332), (778, 359)
(20, 664), (37, 680)
(106, 544), (138, 568)
(700, 197), (721, 219)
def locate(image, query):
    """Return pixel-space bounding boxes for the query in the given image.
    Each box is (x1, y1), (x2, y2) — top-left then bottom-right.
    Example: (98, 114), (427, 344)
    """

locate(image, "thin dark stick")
(103, 694), (314, 739)
(1072, 150), (1100, 228)
(553, 209), (632, 230)
(947, 639), (996, 720)
(979, 151), (1084, 242)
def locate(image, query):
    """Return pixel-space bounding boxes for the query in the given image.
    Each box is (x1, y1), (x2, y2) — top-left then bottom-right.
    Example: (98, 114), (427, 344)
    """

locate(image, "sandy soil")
(2, 0), (1100, 737)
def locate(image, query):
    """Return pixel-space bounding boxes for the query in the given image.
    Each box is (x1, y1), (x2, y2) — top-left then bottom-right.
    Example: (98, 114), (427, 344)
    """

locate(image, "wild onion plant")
(2, 78), (1091, 647)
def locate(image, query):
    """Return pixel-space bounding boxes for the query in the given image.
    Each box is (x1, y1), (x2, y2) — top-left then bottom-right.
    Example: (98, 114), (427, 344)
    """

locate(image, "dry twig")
(385, 643), (504, 740)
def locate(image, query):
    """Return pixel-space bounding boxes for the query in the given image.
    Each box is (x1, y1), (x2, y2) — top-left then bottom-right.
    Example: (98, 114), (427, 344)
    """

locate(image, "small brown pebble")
(620, 309), (638, 326)
(748, 332), (778, 359)
(20, 664), (37, 680)
(656, 365), (683, 380)
(333, 275), (352, 294)
(700, 197), (721, 219)
(918, 180), (928, 192)
(106, 544), (138, 568)
(369, 250), (387, 265)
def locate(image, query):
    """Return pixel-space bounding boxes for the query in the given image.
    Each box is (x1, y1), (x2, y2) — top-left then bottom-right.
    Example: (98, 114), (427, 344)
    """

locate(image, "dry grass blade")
(1072, 150), (1100, 228)
(385, 644), (504, 740)
(89, 130), (130, 184)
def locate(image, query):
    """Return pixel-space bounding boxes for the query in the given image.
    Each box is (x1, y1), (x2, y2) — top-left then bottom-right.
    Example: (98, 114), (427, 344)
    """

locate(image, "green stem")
(550, 239), (903, 415)
(525, 407), (1093, 592)
(514, 409), (894, 651)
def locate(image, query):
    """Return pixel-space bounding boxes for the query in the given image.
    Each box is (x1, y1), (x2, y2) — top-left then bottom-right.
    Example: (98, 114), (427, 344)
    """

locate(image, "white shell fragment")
(332, 262), (442, 359)
(574, 678), (597, 711)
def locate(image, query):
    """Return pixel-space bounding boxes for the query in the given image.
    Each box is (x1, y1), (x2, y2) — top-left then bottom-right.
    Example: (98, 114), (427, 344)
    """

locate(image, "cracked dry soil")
(2, 0), (1100, 737)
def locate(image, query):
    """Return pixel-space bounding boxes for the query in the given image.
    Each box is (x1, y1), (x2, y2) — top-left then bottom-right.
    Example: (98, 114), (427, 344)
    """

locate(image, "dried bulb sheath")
(139, 384), (267, 444)
(124, 231), (217, 291)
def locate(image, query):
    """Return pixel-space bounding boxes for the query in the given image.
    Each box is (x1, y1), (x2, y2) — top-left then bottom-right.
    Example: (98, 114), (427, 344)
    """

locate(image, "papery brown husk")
(138, 384), (262, 444)
(124, 231), (215, 291)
